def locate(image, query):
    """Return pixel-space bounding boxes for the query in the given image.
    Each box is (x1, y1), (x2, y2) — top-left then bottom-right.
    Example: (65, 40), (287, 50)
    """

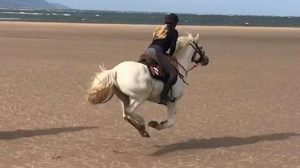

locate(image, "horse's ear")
(195, 33), (200, 42)
(184, 32), (190, 36)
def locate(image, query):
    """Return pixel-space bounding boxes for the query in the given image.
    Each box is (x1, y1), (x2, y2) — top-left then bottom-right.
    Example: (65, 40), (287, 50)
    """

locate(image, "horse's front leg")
(149, 102), (177, 130)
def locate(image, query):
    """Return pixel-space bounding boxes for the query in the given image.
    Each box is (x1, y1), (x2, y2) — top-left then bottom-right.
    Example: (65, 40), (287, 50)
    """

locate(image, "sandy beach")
(0, 21), (299, 168)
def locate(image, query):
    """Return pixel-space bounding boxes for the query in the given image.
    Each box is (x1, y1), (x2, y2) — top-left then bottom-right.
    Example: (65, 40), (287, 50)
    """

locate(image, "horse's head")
(176, 34), (209, 67)
(188, 34), (209, 66)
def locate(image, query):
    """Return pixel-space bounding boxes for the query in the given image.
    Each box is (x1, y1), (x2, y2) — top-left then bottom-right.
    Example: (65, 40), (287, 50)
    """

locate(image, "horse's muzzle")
(201, 56), (209, 66)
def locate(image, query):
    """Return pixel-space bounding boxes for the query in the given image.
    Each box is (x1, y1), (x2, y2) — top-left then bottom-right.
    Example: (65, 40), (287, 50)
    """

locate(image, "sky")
(48, 0), (300, 16)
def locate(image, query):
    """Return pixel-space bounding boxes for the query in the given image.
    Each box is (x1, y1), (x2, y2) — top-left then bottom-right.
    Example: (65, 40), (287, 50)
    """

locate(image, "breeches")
(146, 45), (177, 86)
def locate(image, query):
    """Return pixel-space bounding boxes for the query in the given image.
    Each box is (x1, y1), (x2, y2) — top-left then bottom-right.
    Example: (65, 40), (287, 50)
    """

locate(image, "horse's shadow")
(0, 126), (98, 140)
(152, 132), (300, 156)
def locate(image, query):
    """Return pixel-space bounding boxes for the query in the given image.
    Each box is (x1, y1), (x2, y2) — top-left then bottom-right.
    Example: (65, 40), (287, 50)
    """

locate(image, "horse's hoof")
(148, 121), (161, 130)
(139, 129), (150, 138)
(142, 132), (150, 138)
(160, 120), (168, 125)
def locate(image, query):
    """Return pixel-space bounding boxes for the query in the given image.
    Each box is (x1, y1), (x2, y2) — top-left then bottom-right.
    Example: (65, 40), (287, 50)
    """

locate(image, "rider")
(146, 13), (179, 105)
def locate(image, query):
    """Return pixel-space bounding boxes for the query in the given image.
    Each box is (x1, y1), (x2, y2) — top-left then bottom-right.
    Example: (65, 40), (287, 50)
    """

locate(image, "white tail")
(87, 66), (116, 104)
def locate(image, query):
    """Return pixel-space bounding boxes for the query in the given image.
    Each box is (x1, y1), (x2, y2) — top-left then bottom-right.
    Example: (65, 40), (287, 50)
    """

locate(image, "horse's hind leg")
(115, 89), (149, 137)
(123, 99), (150, 138)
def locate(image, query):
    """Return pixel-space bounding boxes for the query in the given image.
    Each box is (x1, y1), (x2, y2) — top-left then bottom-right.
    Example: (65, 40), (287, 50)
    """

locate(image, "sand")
(0, 21), (299, 168)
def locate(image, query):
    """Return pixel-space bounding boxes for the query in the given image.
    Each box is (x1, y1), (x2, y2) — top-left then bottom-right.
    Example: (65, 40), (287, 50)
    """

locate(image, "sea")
(0, 8), (300, 27)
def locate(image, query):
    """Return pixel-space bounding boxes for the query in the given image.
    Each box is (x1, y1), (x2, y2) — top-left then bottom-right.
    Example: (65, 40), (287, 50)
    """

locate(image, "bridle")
(190, 41), (205, 64)
(176, 41), (206, 80)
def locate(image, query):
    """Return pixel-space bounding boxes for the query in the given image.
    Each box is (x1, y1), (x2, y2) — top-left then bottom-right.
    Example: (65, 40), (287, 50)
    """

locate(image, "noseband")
(189, 41), (205, 64)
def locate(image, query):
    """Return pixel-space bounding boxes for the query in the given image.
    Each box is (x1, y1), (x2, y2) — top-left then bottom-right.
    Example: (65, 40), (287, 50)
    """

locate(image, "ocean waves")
(0, 8), (299, 27)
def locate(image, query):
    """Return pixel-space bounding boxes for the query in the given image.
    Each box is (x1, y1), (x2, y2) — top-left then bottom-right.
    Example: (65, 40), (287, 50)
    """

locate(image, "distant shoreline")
(1, 9), (300, 27)
(1, 21), (300, 30)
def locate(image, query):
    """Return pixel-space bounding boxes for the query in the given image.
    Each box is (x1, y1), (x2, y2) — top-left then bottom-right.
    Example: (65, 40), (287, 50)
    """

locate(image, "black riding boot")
(146, 45), (177, 105)
(159, 81), (176, 105)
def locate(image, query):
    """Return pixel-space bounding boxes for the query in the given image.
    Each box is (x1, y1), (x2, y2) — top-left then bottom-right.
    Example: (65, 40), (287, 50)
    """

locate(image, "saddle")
(138, 53), (178, 82)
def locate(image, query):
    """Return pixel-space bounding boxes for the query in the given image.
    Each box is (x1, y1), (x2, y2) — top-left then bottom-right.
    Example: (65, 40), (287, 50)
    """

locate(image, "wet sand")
(0, 22), (299, 167)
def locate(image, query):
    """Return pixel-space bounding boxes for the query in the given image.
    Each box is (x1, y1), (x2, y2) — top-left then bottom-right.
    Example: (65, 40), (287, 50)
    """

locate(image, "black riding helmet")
(164, 13), (179, 25)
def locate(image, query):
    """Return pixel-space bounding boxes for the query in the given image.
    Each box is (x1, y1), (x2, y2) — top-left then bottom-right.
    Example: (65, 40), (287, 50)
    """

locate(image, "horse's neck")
(176, 46), (194, 77)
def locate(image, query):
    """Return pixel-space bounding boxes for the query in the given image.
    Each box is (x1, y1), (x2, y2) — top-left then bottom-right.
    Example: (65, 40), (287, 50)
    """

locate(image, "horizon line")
(1, 8), (299, 17)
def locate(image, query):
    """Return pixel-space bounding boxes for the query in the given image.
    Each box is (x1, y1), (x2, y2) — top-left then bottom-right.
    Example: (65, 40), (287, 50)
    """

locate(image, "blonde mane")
(175, 33), (194, 55)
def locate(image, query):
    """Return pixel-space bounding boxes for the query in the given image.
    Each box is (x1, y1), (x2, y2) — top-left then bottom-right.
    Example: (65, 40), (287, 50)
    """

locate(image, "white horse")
(87, 33), (209, 137)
